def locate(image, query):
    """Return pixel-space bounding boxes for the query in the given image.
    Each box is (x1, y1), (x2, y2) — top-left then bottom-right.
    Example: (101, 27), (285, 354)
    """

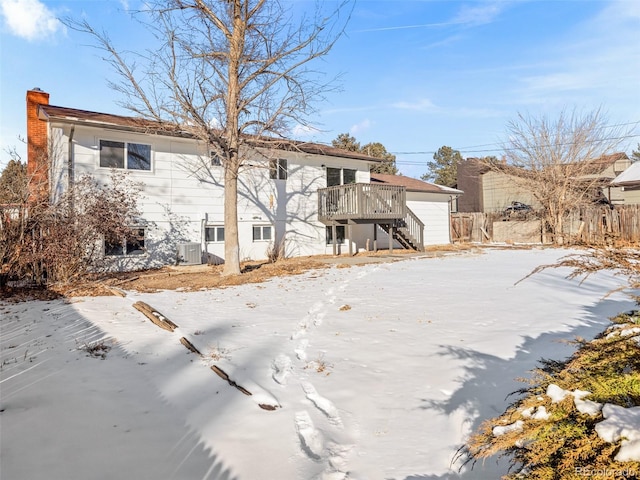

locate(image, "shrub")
(1, 170), (142, 286)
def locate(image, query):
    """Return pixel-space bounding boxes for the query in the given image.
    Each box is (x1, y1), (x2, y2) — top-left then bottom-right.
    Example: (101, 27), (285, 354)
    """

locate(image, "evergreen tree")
(362, 142), (398, 175)
(421, 146), (462, 187)
(331, 133), (360, 152)
(331, 134), (398, 174)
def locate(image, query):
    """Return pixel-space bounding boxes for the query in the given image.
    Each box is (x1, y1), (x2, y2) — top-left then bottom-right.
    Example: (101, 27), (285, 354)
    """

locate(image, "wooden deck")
(317, 183), (424, 251)
(317, 183), (406, 223)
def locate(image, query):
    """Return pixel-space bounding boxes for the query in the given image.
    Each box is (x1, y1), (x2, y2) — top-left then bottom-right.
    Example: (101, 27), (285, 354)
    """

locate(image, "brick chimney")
(26, 88), (50, 202)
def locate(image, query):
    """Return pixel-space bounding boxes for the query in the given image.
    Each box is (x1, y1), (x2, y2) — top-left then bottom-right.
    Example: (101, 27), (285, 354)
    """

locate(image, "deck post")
(389, 223), (393, 254)
(373, 223), (378, 252)
(332, 224), (337, 256)
(348, 224), (353, 256)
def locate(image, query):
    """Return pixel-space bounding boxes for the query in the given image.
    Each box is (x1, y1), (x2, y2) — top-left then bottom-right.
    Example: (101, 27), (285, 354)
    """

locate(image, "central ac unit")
(177, 242), (202, 265)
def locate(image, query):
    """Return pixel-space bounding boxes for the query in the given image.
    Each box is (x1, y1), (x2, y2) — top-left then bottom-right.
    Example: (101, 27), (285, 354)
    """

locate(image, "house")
(610, 161), (640, 204)
(457, 154), (631, 213)
(26, 89), (462, 270)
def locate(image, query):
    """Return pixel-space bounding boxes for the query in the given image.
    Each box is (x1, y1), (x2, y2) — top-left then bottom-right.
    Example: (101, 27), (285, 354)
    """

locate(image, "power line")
(391, 132), (640, 157)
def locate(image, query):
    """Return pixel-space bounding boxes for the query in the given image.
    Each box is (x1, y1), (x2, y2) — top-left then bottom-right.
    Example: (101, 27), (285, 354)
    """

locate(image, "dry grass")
(2, 244), (481, 300)
(75, 256), (327, 295)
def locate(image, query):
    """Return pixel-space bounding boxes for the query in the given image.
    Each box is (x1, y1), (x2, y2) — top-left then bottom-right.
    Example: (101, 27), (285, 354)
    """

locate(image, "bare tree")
(483, 108), (629, 243)
(68, 0), (353, 275)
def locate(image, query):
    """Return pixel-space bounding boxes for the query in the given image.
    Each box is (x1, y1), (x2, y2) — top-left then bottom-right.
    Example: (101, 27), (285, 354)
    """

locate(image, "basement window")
(105, 228), (146, 256)
(100, 140), (151, 171)
(326, 225), (345, 244)
(205, 226), (225, 243)
(253, 225), (272, 242)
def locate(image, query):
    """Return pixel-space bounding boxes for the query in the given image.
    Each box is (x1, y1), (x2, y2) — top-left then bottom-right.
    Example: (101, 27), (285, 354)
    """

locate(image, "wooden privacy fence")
(451, 205), (640, 246)
(564, 205), (640, 245)
(450, 212), (499, 243)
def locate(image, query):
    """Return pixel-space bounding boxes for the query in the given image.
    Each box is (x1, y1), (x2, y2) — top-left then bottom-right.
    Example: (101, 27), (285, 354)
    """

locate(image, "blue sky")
(1, 0), (639, 178)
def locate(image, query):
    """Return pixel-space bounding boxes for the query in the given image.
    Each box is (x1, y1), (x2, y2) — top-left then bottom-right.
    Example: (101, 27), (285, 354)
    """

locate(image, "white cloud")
(291, 123), (320, 138)
(349, 119), (372, 135)
(452, 1), (510, 27)
(0, 0), (64, 41)
(391, 98), (436, 112)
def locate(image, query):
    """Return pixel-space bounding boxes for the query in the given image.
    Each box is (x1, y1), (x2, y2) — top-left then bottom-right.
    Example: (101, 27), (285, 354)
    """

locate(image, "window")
(100, 140), (151, 171)
(105, 228), (146, 256)
(343, 169), (357, 184)
(205, 226), (225, 242)
(327, 167), (341, 187)
(210, 151), (222, 167)
(326, 225), (345, 244)
(253, 225), (272, 242)
(269, 159), (287, 180)
(326, 167), (356, 186)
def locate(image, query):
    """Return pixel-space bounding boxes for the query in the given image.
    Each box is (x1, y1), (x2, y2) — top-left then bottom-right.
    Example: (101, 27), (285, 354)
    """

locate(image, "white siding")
(56, 122), (376, 268)
(407, 192), (452, 245)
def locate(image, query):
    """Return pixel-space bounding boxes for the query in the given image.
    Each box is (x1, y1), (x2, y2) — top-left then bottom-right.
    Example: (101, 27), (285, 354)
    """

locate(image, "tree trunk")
(221, 1), (244, 276)
(223, 162), (241, 275)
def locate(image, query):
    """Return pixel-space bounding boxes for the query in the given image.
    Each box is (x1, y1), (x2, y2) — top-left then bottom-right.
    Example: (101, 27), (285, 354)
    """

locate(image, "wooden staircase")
(378, 207), (424, 252)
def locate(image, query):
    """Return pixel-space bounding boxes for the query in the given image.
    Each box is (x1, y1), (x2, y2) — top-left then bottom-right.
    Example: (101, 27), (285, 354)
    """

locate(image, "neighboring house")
(610, 161), (640, 204)
(457, 154), (631, 213)
(26, 89), (460, 270)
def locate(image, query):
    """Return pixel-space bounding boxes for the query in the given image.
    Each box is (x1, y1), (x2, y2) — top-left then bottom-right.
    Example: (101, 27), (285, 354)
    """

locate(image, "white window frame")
(269, 159), (288, 180)
(205, 225), (225, 243)
(99, 139), (152, 171)
(252, 225), (273, 242)
(326, 225), (346, 245)
(104, 227), (147, 257)
(326, 167), (357, 187)
(210, 151), (223, 167)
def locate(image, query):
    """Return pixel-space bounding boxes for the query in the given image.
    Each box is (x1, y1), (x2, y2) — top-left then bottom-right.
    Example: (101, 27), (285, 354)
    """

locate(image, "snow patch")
(521, 406), (550, 420)
(573, 390), (603, 416)
(546, 384), (602, 416)
(606, 325), (640, 339)
(546, 384), (571, 403)
(595, 404), (640, 462)
(493, 420), (524, 437)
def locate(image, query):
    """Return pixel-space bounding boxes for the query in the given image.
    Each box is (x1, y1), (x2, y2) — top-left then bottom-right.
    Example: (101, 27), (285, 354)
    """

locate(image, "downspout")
(449, 195), (455, 243)
(67, 126), (75, 187)
(67, 125), (75, 209)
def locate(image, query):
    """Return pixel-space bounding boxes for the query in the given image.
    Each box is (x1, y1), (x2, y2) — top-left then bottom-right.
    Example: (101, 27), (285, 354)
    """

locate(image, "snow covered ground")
(1, 248), (637, 480)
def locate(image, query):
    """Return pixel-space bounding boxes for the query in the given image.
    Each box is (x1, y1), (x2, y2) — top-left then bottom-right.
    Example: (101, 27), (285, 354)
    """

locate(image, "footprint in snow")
(295, 339), (309, 361)
(302, 381), (343, 428)
(295, 411), (324, 460)
(325, 442), (353, 477)
(271, 354), (292, 385)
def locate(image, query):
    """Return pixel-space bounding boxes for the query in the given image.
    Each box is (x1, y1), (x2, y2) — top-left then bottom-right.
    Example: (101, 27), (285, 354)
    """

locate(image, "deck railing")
(318, 183), (406, 223)
(403, 207), (425, 249)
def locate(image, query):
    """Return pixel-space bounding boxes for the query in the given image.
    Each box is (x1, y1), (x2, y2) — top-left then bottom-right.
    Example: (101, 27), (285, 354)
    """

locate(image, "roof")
(370, 173), (463, 195)
(611, 161), (640, 187)
(37, 104), (382, 163)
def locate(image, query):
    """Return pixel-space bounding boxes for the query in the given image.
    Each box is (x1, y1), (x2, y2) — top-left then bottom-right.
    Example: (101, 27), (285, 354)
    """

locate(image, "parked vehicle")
(503, 201), (532, 215)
